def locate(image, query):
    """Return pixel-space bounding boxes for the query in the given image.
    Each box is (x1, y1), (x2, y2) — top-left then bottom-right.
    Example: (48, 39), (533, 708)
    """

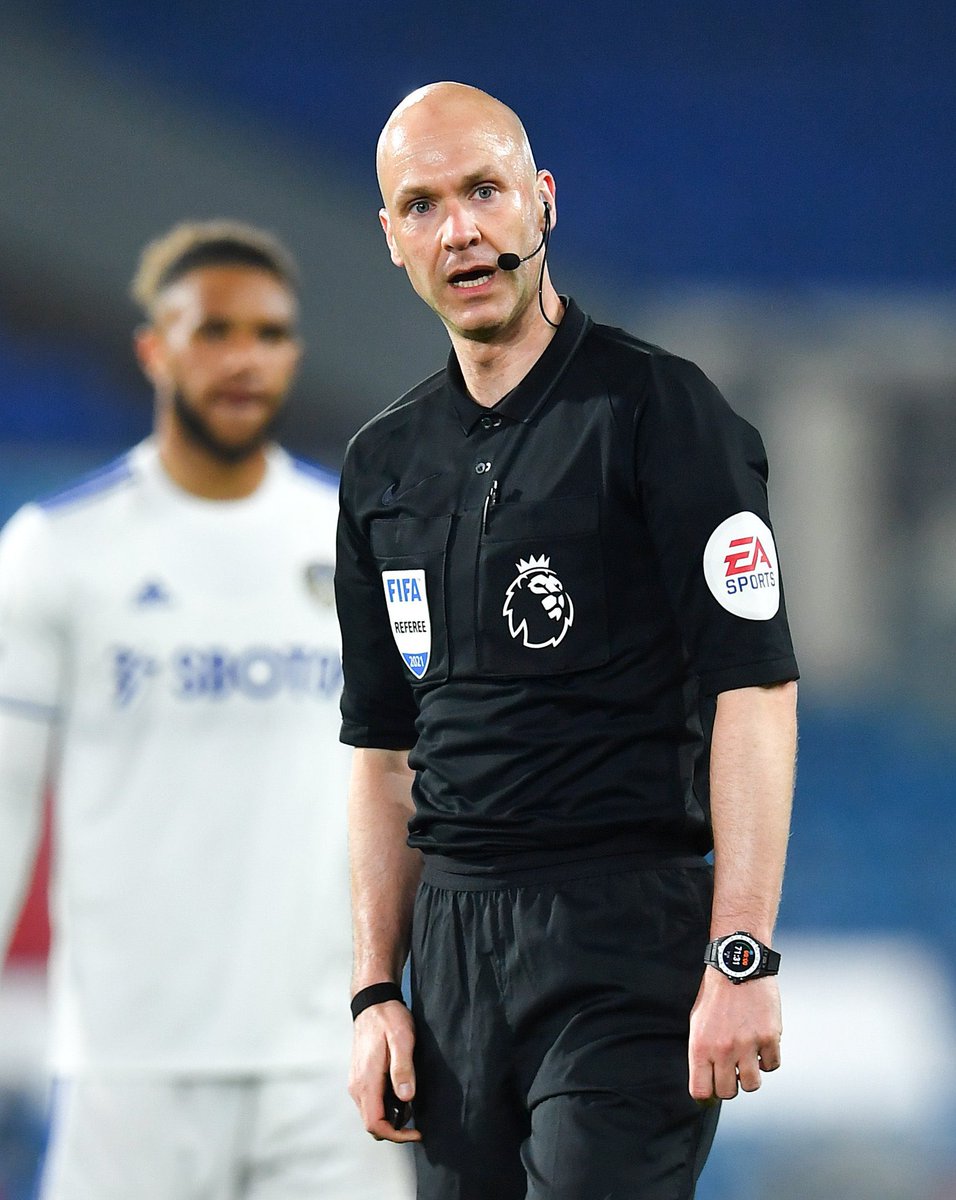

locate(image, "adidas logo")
(133, 580), (172, 607)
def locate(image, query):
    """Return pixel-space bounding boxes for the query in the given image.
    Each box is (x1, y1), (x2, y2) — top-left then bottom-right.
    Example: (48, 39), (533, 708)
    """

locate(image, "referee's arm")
(347, 746), (423, 1143)
(688, 679), (798, 1102)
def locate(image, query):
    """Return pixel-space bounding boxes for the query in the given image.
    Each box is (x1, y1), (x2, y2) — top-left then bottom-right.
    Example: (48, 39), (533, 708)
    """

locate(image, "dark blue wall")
(55, 0), (956, 289)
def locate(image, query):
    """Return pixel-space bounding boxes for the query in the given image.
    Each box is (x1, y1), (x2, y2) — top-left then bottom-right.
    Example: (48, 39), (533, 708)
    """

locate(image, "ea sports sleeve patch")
(703, 512), (780, 621)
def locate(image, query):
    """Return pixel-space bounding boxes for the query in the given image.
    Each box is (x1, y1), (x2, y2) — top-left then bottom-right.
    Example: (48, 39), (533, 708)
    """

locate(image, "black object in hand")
(383, 1075), (411, 1129)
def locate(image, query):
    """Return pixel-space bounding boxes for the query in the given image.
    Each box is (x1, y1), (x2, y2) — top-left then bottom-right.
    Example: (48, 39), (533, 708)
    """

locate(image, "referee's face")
(377, 91), (551, 345)
(139, 265), (301, 462)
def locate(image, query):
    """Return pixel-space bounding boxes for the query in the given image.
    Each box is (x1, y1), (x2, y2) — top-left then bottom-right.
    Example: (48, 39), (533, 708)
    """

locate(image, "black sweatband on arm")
(350, 982), (405, 1020)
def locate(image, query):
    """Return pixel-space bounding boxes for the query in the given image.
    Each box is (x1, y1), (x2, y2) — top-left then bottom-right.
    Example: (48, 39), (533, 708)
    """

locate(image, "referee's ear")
(535, 169), (557, 231)
(379, 207), (405, 268)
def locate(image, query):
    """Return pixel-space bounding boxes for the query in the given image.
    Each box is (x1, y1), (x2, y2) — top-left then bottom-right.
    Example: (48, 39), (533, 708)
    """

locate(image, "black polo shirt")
(336, 299), (798, 866)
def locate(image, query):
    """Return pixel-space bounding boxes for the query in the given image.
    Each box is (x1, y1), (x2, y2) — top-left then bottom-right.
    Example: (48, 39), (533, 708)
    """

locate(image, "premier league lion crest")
(502, 555), (574, 649)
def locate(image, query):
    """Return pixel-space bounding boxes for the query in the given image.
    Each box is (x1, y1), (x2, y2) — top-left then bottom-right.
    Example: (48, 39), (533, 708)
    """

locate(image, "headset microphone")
(496, 250), (530, 271)
(496, 201), (550, 272)
(496, 201), (559, 329)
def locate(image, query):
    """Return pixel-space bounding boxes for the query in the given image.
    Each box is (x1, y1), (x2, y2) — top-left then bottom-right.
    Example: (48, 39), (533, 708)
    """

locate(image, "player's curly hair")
(130, 219), (299, 317)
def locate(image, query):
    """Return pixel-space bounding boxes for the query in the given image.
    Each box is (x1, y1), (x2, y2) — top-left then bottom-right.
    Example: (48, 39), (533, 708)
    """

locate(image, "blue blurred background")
(2, 3), (955, 1197)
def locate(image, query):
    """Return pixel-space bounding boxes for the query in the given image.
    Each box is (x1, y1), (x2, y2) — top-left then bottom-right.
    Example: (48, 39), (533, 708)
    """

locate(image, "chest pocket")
(370, 514), (451, 685)
(477, 493), (610, 676)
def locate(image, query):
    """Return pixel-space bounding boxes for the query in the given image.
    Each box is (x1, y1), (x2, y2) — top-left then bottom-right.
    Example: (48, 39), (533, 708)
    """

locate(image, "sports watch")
(704, 931), (780, 984)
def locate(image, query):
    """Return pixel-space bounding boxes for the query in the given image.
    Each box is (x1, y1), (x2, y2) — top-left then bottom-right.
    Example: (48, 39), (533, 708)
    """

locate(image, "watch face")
(720, 935), (761, 979)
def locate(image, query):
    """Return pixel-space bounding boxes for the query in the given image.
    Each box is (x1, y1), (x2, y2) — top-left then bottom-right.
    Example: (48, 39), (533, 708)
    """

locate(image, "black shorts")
(410, 854), (718, 1200)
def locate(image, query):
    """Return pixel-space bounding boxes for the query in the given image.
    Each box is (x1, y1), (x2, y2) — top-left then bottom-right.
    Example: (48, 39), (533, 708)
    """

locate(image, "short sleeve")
(635, 355), (799, 695)
(0, 505), (66, 719)
(335, 457), (419, 749)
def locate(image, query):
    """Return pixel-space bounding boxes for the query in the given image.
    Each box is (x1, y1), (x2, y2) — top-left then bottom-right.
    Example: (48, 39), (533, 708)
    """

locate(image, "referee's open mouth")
(449, 268), (496, 290)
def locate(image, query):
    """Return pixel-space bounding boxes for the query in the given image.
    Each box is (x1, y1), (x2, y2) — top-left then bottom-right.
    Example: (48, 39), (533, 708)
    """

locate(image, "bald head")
(377, 82), (537, 201)
(374, 81), (559, 345)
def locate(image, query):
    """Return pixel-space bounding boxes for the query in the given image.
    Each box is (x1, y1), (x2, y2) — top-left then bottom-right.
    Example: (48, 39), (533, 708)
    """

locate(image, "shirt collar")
(445, 298), (591, 435)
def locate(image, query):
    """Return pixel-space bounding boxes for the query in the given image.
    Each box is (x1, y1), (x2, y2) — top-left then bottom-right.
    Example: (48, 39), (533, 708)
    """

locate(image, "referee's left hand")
(687, 969), (782, 1101)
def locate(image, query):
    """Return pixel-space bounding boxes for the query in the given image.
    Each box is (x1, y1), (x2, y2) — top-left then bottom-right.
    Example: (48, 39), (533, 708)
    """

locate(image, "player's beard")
(172, 388), (285, 464)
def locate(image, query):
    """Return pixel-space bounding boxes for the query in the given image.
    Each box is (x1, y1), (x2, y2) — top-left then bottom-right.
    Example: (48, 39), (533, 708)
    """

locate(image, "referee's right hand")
(349, 999), (422, 1143)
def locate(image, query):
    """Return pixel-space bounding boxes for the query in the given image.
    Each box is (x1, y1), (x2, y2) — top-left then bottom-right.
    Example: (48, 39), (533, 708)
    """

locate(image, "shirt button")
(479, 415), (502, 429)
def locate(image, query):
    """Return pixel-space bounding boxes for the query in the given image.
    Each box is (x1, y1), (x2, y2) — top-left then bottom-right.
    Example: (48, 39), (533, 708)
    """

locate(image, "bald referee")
(0, 222), (412, 1199)
(335, 83), (798, 1199)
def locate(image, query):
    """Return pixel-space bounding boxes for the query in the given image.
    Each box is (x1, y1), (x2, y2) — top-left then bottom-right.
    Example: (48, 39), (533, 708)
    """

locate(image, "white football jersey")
(0, 439), (353, 1075)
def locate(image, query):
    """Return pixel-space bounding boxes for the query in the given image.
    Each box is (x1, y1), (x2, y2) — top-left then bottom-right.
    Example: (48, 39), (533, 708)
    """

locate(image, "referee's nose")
(441, 201), (481, 254)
